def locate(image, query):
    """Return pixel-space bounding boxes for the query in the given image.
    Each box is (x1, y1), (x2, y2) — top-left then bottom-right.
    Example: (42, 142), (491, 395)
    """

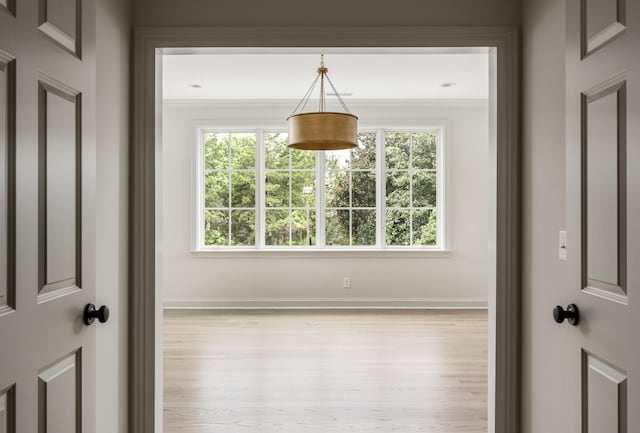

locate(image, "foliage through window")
(385, 132), (438, 246)
(325, 132), (377, 246)
(203, 132), (256, 246)
(199, 127), (442, 250)
(264, 132), (317, 246)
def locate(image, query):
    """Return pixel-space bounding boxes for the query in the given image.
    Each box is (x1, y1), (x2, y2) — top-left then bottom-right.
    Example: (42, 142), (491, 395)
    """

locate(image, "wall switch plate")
(559, 230), (567, 261)
(343, 277), (351, 289)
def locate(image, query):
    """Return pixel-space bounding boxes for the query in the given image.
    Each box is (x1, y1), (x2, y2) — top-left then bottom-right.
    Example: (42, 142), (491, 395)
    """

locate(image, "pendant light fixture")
(287, 55), (358, 151)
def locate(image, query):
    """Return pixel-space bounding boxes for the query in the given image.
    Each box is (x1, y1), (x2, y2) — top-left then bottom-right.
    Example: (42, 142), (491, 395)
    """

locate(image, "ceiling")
(162, 49), (489, 101)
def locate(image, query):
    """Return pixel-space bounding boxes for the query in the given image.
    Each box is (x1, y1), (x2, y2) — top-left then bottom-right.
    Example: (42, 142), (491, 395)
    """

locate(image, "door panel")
(0, 0), (96, 431)
(0, 392), (5, 433)
(582, 0), (626, 56)
(567, 0), (639, 431)
(0, 385), (14, 433)
(0, 51), (14, 314)
(582, 351), (627, 433)
(0, 0), (14, 16)
(582, 77), (626, 302)
(38, 351), (80, 433)
(38, 0), (81, 56)
(0, 61), (6, 311)
(38, 77), (81, 301)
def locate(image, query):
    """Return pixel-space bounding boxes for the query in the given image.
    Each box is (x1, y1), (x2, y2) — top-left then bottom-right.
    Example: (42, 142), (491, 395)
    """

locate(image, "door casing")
(129, 26), (520, 433)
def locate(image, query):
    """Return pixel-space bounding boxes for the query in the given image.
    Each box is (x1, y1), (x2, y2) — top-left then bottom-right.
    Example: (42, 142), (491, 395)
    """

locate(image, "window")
(384, 132), (438, 246)
(197, 126), (444, 251)
(203, 132), (257, 246)
(264, 132), (317, 246)
(324, 132), (377, 246)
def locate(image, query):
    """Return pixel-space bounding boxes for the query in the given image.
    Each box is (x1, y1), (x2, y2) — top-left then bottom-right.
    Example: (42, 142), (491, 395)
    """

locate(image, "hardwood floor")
(163, 310), (488, 433)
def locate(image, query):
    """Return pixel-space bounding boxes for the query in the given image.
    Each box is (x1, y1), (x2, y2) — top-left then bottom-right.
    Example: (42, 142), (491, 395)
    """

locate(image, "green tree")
(204, 132), (257, 246)
(203, 129), (438, 248)
(384, 131), (438, 246)
(264, 133), (316, 246)
(325, 132), (377, 245)
(414, 209), (437, 246)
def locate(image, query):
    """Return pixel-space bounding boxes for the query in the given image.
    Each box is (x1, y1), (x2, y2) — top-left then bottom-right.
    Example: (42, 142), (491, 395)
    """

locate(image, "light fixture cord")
(289, 54), (351, 116)
(325, 73), (351, 114)
(290, 72), (321, 116)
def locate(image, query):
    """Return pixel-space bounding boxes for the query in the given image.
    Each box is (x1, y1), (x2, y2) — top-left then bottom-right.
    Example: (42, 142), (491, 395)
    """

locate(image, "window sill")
(189, 248), (452, 259)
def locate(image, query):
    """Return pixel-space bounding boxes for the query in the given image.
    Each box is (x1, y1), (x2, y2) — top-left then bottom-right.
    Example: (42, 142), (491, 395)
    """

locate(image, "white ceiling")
(162, 49), (489, 101)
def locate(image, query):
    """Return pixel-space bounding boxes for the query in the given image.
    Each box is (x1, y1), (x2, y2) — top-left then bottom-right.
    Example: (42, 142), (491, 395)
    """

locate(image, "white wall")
(161, 100), (490, 307)
(521, 0), (570, 431)
(96, 0), (129, 431)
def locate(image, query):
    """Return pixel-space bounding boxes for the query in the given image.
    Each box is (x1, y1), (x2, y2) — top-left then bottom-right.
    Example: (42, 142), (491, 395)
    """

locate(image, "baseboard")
(163, 297), (488, 309)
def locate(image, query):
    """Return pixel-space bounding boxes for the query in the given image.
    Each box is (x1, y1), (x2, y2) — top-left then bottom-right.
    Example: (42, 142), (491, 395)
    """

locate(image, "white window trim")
(191, 120), (451, 255)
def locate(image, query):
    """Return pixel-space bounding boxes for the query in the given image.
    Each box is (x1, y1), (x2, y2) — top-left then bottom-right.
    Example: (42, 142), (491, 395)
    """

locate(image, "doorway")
(160, 47), (493, 432)
(129, 27), (520, 433)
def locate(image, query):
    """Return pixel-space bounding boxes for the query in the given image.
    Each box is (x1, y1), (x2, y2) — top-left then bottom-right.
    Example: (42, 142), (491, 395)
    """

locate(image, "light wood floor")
(163, 310), (488, 433)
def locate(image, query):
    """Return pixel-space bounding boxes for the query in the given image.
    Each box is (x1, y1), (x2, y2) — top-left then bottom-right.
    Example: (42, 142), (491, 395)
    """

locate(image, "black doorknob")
(553, 304), (579, 326)
(84, 304), (110, 326)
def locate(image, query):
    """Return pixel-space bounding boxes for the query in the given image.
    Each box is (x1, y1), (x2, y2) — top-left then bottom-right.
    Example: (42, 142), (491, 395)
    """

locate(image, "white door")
(0, 0), (99, 431)
(565, 0), (639, 431)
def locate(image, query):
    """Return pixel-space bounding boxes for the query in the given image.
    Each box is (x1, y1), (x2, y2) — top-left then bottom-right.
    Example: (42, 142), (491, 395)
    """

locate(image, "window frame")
(200, 130), (259, 247)
(192, 121), (450, 254)
(262, 130), (320, 248)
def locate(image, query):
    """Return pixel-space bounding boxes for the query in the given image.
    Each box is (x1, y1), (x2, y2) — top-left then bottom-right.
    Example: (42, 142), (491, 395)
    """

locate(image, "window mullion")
(437, 127), (444, 249)
(288, 149), (292, 246)
(351, 149), (356, 246)
(377, 129), (385, 249)
(198, 130), (205, 250)
(227, 133), (232, 246)
(317, 150), (325, 248)
(256, 129), (265, 249)
(409, 132), (414, 246)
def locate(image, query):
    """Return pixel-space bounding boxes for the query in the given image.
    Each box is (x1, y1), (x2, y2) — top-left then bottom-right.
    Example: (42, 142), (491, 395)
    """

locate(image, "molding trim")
(0, 0), (15, 16)
(37, 76), (83, 303)
(163, 98), (490, 107)
(0, 51), (16, 313)
(189, 248), (453, 259)
(162, 46), (492, 55)
(131, 26), (520, 433)
(37, 0), (82, 57)
(164, 297), (489, 309)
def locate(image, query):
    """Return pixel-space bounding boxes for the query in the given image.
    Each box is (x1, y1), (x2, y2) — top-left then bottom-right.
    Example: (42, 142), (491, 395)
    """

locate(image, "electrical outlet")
(559, 230), (567, 261)
(343, 277), (351, 289)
